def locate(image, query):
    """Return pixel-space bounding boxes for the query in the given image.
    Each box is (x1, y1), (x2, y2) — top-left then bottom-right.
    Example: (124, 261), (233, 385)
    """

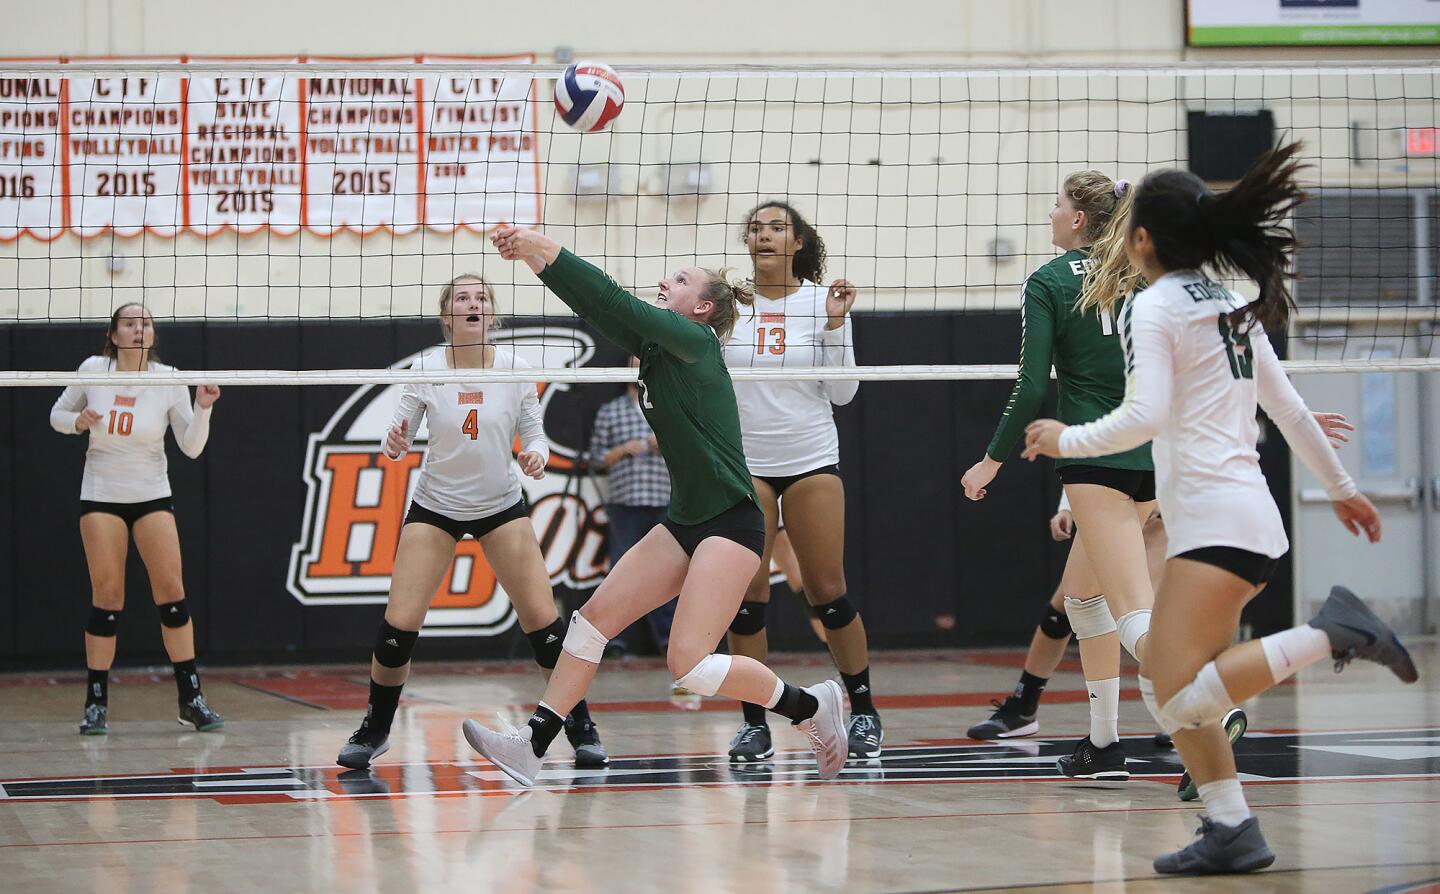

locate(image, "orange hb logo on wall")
(286, 328), (610, 637)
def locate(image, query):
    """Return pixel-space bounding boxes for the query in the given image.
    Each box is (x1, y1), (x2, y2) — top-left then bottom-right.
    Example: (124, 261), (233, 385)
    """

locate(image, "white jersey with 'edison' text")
(49, 356), (213, 503)
(1058, 271), (1356, 559)
(387, 346), (548, 521)
(724, 281), (857, 476)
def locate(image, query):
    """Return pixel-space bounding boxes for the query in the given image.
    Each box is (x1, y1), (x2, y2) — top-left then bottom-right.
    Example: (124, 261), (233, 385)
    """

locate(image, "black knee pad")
(728, 601), (768, 636)
(1039, 604), (1072, 640)
(525, 618), (566, 670)
(156, 599), (191, 628)
(373, 621), (420, 668)
(814, 594), (858, 630)
(85, 606), (120, 637)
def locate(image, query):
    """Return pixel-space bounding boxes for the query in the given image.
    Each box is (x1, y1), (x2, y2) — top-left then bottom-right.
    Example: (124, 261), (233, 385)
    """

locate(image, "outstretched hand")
(491, 225), (561, 274)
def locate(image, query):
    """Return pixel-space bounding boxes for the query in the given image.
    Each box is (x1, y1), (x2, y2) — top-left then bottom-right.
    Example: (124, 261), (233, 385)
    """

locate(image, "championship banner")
(0, 55), (541, 242)
(1188, 0), (1440, 46)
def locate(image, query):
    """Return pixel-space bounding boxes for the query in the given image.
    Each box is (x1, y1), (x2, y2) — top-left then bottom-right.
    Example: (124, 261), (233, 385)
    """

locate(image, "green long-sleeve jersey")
(986, 248), (1153, 471)
(539, 249), (757, 524)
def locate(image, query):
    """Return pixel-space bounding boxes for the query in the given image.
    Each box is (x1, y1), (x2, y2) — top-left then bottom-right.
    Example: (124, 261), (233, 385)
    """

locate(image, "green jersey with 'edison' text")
(986, 248), (1153, 471)
(539, 249), (756, 524)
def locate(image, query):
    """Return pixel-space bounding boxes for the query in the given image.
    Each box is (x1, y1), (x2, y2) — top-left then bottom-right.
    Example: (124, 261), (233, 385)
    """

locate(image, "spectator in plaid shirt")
(586, 356), (674, 654)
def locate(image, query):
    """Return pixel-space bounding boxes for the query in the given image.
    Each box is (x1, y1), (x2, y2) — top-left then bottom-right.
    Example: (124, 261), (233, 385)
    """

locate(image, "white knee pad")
(1064, 595), (1117, 640)
(1117, 609), (1152, 662)
(674, 653), (733, 697)
(1156, 661), (1232, 732)
(1138, 675), (1170, 732)
(562, 611), (608, 663)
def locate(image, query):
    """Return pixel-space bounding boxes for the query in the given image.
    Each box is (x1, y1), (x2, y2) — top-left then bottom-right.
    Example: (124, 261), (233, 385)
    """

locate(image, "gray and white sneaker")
(1178, 707), (1247, 802)
(1309, 586), (1418, 683)
(847, 713), (884, 759)
(794, 680), (847, 779)
(337, 726), (390, 770)
(1154, 816), (1276, 875)
(79, 703), (108, 736)
(463, 716), (544, 787)
(728, 722), (774, 762)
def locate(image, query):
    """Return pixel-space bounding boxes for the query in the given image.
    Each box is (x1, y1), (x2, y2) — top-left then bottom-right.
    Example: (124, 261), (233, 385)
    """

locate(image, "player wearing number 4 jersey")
(337, 275), (607, 771)
(1025, 143), (1417, 875)
(723, 201), (882, 763)
(50, 304), (224, 735)
(460, 225), (849, 788)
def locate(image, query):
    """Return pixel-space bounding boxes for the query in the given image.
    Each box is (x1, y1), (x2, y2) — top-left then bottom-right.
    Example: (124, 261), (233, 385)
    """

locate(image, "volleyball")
(554, 61), (625, 132)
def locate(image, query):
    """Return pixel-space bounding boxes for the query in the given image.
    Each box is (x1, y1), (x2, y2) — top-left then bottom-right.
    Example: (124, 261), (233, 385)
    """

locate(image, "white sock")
(1260, 625), (1332, 684)
(763, 677), (785, 709)
(1087, 677), (1120, 748)
(1197, 777), (1252, 827)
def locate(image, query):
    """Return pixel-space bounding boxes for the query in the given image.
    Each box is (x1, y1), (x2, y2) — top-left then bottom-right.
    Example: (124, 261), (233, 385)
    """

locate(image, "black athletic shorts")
(80, 497), (174, 528)
(404, 497), (529, 541)
(753, 464), (841, 498)
(662, 498), (766, 559)
(1057, 464), (1157, 503)
(1177, 546), (1278, 587)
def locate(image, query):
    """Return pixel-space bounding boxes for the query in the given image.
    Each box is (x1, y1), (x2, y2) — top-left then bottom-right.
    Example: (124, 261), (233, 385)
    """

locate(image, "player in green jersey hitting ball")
(460, 225), (849, 786)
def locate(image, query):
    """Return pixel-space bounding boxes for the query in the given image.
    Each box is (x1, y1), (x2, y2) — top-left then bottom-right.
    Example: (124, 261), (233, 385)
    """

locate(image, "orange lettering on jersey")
(306, 452), (422, 577)
(760, 312), (786, 323)
(457, 392), (485, 405)
(113, 395), (137, 407)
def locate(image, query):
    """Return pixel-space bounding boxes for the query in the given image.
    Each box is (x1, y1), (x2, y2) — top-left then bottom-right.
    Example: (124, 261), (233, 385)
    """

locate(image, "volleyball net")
(2, 59), (1438, 385)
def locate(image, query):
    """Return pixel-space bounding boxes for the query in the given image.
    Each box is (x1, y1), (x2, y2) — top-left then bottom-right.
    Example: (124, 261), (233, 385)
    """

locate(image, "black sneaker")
(966, 696), (1038, 740)
(1057, 736), (1129, 780)
(727, 722), (774, 762)
(564, 716), (609, 769)
(79, 703), (108, 736)
(1309, 586), (1418, 683)
(1178, 707), (1247, 802)
(178, 695), (224, 732)
(337, 725), (390, 769)
(847, 713), (883, 759)
(1154, 816), (1276, 875)
(1154, 732), (1174, 749)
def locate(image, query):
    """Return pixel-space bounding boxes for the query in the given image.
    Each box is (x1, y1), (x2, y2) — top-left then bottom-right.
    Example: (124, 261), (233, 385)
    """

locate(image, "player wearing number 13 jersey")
(337, 274), (608, 771)
(50, 303), (224, 736)
(721, 201), (883, 764)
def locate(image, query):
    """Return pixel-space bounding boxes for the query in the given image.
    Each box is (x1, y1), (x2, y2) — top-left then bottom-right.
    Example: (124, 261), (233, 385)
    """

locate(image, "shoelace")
(495, 713), (527, 741)
(851, 716), (879, 741)
(1332, 647), (1359, 674)
(796, 719), (825, 753)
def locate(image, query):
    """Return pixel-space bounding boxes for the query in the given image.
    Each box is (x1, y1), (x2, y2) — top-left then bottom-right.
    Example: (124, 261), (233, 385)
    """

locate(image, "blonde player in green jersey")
(460, 225), (849, 787)
(963, 171), (1166, 779)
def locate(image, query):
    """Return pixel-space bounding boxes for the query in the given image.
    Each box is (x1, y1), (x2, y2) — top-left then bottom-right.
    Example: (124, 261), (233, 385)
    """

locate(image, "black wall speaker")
(1187, 110), (1276, 182)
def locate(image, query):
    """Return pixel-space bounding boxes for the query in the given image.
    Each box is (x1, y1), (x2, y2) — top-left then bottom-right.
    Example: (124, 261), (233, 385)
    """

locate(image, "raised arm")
(1056, 297), (1173, 458)
(494, 227), (714, 362)
(820, 279), (859, 406)
(383, 386), (427, 459)
(168, 384), (217, 458)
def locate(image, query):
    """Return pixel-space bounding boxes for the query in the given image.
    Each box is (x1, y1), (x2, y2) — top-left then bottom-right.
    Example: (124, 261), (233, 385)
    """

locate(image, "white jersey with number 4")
(724, 281), (858, 477)
(1058, 271), (1356, 559)
(50, 356), (213, 503)
(387, 346), (548, 521)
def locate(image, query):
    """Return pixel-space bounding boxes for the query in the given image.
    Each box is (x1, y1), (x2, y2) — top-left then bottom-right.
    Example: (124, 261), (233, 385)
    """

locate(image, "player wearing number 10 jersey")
(337, 274), (608, 771)
(50, 303), (224, 736)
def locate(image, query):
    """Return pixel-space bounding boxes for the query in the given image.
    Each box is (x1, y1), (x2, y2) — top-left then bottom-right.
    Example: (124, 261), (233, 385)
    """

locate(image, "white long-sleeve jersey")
(50, 356), (212, 503)
(387, 346), (548, 521)
(1058, 271), (1356, 559)
(724, 281), (857, 476)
